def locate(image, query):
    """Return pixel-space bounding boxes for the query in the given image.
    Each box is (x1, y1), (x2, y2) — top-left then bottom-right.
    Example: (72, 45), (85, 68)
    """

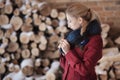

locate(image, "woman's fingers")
(58, 39), (70, 49)
(63, 39), (69, 46)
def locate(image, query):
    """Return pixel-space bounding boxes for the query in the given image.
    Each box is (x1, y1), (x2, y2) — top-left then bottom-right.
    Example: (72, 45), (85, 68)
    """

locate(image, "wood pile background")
(0, 0), (120, 80)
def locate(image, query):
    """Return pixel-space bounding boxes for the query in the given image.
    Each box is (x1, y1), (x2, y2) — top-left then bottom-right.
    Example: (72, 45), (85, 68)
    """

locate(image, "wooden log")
(12, 59), (19, 65)
(55, 26), (68, 33)
(43, 67), (49, 74)
(25, 76), (34, 80)
(35, 67), (44, 75)
(116, 70), (120, 79)
(13, 8), (20, 16)
(101, 32), (108, 39)
(102, 38), (108, 48)
(40, 35), (47, 44)
(31, 42), (37, 48)
(34, 17), (41, 26)
(52, 19), (59, 27)
(58, 12), (66, 20)
(3, 53), (11, 62)
(0, 47), (5, 55)
(10, 32), (17, 42)
(1, 23), (12, 30)
(99, 53), (120, 63)
(31, 48), (39, 57)
(59, 20), (66, 27)
(33, 35), (41, 43)
(49, 35), (59, 44)
(22, 45), (29, 50)
(4, 77), (12, 80)
(0, 1), (5, 8)
(39, 43), (47, 51)
(21, 49), (30, 59)
(45, 17), (52, 26)
(46, 61), (60, 80)
(25, 17), (32, 25)
(26, 4), (31, 9)
(22, 44), (28, 49)
(99, 74), (107, 80)
(44, 50), (60, 59)
(21, 59), (34, 76)
(14, 0), (23, 8)
(0, 15), (9, 25)
(4, 4), (13, 14)
(115, 36), (120, 45)
(0, 57), (7, 63)
(0, 29), (3, 39)
(14, 65), (20, 73)
(8, 63), (15, 72)
(39, 15), (46, 21)
(38, 2), (51, 16)
(107, 37), (115, 47)
(41, 59), (50, 67)
(101, 24), (110, 33)
(33, 13), (41, 26)
(7, 42), (19, 52)
(29, 33), (35, 41)
(10, 16), (23, 31)
(2, 38), (9, 47)
(11, 54), (15, 60)
(35, 58), (41, 67)
(14, 52), (21, 60)
(46, 25), (55, 35)
(102, 47), (119, 56)
(0, 63), (6, 74)
(54, 50), (60, 58)
(109, 69), (115, 79)
(114, 62), (120, 69)
(4, 28), (14, 38)
(114, 62), (120, 79)
(20, 32), (33, 44)
(50, 9), (58, 18)
(39, 22), (47, 31)
(32, 3), (38, 13)
(95, 61), (111, 75)
(21, 24), (33, 32)
(46, 72), (56, 80)
(47, 43), (56, 51)
(21, 5), (32, 15)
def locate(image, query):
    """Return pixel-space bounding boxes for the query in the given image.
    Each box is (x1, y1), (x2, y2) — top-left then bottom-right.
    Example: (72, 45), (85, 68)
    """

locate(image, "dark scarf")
(59, 19), (101, 54)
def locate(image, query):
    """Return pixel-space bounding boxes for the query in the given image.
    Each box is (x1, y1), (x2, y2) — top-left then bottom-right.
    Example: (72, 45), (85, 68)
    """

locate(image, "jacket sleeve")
(65, 35), (103, 76)
(60, 54), (66, 69)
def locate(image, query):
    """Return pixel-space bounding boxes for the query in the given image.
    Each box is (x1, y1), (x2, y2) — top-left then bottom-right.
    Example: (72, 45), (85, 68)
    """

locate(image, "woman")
(58, 3), (103, 80)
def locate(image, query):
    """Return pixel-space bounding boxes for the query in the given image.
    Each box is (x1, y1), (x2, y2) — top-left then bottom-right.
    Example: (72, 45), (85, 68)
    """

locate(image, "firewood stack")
(0, 0), (120, 80)
(96, 24), (120, 80)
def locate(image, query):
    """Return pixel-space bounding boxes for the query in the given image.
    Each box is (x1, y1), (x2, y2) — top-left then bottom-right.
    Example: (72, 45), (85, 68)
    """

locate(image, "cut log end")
(0, 15), (9, 25)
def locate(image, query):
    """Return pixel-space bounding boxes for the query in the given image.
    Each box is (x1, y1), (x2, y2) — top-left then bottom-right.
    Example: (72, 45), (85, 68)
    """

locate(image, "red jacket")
(60, 35), (103, 80)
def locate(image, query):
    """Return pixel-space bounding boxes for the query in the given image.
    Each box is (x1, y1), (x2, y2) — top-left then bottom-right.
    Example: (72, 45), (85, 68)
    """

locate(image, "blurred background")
(0, 0), (120, 80)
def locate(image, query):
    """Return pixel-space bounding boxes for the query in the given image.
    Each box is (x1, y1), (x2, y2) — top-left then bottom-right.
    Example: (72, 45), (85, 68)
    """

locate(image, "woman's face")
(66, 14), (82, 30)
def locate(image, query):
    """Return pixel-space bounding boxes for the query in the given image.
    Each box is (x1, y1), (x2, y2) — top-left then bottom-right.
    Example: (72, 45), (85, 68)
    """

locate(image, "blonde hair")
(66, 3), (101, 35)
(66, 3), (100, 22)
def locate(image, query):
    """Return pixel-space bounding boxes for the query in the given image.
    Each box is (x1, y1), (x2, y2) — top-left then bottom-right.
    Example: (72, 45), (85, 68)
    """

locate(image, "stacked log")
(0, 0), (120, 80)
(0, 0), (65, 80)
(95, 26), (120, 80)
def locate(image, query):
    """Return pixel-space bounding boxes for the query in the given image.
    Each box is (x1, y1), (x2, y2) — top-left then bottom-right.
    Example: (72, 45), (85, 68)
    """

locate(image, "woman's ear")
(78, 17), (83, 24)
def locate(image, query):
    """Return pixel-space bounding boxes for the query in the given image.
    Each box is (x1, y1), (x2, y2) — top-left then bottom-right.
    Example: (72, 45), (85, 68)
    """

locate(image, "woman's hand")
(58, 39), (70, 55)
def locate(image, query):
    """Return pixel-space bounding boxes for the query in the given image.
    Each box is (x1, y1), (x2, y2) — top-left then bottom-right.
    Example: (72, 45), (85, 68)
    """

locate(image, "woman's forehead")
(66, 14), (76, 19)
